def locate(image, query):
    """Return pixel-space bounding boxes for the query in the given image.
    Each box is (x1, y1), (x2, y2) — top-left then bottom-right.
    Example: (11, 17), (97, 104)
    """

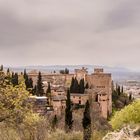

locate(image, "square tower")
(86, 68), (112, 118)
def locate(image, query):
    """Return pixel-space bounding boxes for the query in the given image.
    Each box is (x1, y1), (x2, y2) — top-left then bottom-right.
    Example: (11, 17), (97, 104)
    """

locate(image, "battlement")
(94, 68), (104, 73)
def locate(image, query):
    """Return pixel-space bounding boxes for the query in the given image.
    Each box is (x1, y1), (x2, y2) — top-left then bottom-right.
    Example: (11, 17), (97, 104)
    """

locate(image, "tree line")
(64, 89), (91, 140)
(70, 77), (89, 94)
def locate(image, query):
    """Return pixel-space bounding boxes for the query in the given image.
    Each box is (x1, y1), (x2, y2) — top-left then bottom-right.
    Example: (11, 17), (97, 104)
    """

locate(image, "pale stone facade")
(52, 96), (66, 115)
(86, 68), (112, 117)
(71, 93), (89, 105)
(28, 67), (112, 119)
(75, 67), (88, 81)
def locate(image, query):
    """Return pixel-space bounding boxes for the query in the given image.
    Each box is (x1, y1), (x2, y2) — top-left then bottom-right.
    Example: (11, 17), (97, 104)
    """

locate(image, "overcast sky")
(0, 0), (140, 71)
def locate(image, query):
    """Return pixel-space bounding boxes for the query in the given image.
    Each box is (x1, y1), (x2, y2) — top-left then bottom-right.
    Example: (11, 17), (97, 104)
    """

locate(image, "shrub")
(110, 100), (140, 130)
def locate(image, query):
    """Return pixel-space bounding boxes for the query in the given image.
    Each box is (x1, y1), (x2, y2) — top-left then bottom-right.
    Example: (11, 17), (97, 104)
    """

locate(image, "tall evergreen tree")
(11, 73), (18, 86)
(82, 100), (91, 140)
(85, 82), (89, 89)
(70, 77), (75, 93)
(46, 82), (51, 94)
(65, 68), (69, 74)
(36, 71), (44, 96)
(46, 82), (51, 105)
(23, 69), (27, 79)
(28, 78), (33, 89)
(79, 78), (85, 93)
(5, 68), (11, 85)
(129, 93), (132, 101)
(73, 77), (79, 93)
(25, 74), (29, 89)
(117, 85), (121, 96)
(7, 68), (10, 75)
(0, 65), (3, 71)
(23, 69), (30, 89)
(65, 89), (73, 132)
(121, 86), (124, 93)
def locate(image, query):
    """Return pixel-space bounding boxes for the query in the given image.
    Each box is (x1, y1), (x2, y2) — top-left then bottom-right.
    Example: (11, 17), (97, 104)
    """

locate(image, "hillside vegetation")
(110, 100), (140, 130)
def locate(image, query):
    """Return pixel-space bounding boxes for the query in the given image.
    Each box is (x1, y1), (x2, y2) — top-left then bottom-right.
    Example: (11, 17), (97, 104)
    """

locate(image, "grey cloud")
(0, 0), (140, 70)
(0, 9), (56, 47)
(103, 0), (140, 31)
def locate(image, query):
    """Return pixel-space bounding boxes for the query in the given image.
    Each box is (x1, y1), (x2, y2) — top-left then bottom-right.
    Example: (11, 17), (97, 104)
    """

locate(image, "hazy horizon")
(0, 0), (140, 71)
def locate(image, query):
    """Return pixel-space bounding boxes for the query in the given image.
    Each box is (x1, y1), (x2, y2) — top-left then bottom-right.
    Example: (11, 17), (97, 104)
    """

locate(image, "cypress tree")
(73, 77), (79, 93)
(65, 89), (73, 132)
(85, 82), (89, 89)
(5, 68), (11, 85)
(11, 73), (18, 86)
(36, 71), (44, 96)
(23, 68), (33, 91)
(14, 73), (18, 86)
(129, 93), (132, 101)
(28, 78), (33, 89)
(0, 65), (3, 71)
(65, 68), (69, 74)
(46, 82), (51, 94)
(121, 86), (124, 93)
(7, 68), (10, 75)
(117, 85), (121, 96)
(46, 82), (51, 105)
(70, 77), (75, 93)
(82, 100), (91, 140)
(23, 69), (30, 89)
(79, 78), (85, 93)
(23, 69), (27, 79)
(25, 74), (29, 89)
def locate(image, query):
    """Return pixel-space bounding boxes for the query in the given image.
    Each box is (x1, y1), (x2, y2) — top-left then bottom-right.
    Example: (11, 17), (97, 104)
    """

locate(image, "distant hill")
(4, 65), (140, 83)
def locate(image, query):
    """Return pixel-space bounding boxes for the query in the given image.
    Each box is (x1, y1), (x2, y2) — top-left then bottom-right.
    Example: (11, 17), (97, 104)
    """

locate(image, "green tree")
(65, 89), (73, 132)
(121, 86), (124, 93)
(70, 77), (75, 93)
(11, 73), (19, 86)
(82, 100), (91, 140)
(7, 68), (10, 75)
(85, 82), (89, 89)
(36, 71), (44, 96)
(111, 100), (140, 130)
(73, 77), (79, 93)
(25, 74), (29, 89)
(0, 73), (31, 124)
(0, 65), (3, 71)
(129, 93), (132, 101)
(5, 68), (11, 85)
(79, 78), (85, 93)
(46, 82), (51, 94)
(23, 69), (27, 79)
(117, 85), (121, 96)
(65, 68), (69, 74)
(23, 69), (33, 92)
(59, 68), (69, 74)
(28, 78), (33, 89)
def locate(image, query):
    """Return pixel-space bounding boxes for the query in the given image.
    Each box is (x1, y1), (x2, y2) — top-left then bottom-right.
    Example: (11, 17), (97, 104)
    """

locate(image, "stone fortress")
(28, 67), (112, 119)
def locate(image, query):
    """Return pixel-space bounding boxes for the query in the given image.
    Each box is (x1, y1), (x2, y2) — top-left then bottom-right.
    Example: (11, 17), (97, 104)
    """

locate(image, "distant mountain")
(4, 65), (140, 83)
(5, 65), (131, 73)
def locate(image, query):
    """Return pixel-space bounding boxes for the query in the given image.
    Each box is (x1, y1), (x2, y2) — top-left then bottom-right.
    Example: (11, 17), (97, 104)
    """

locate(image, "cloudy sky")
(0, 0), (140, 70)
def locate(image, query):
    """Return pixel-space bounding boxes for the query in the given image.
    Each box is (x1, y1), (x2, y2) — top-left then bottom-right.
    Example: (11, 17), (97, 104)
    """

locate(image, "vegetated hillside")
(112, 84), (133, 112)
(111, 100), (140, 130)
(103, 100), (140, 140)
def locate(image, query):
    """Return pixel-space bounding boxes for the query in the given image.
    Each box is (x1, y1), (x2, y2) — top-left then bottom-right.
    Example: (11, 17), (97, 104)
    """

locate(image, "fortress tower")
(75, 67), (88, 81)
(86, 68), (112, 118)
